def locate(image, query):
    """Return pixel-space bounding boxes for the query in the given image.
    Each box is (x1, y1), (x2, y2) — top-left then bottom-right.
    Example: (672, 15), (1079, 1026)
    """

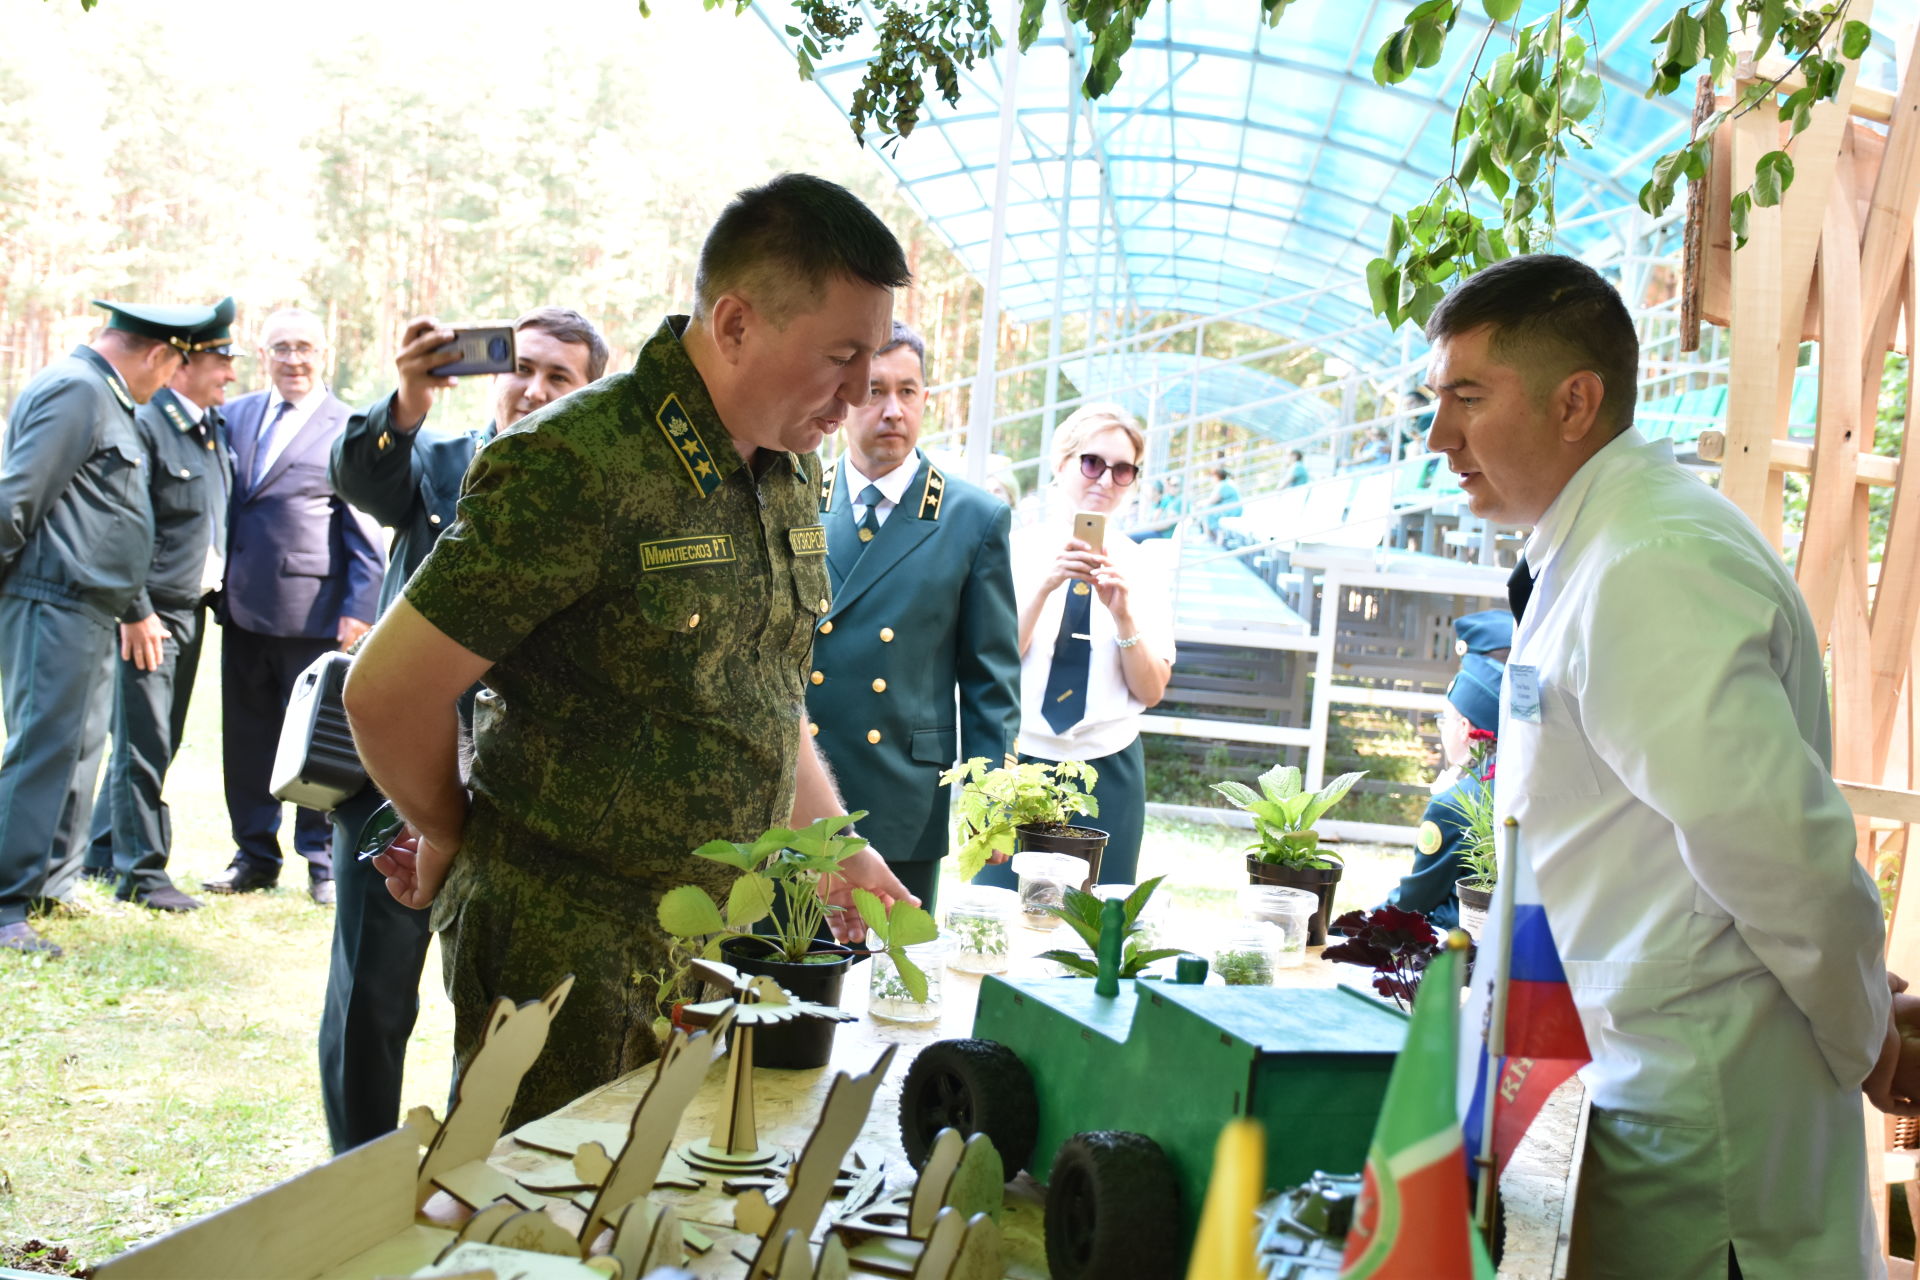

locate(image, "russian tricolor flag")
(1457, 823), (1590, 1182)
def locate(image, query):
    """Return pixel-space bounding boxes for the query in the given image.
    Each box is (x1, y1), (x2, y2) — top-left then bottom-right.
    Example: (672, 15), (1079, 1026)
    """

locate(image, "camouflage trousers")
(430, 798), (736, 1132)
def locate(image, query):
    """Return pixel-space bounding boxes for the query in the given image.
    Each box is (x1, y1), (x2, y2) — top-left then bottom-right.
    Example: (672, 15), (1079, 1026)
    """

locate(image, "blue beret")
(1447, 652), (1504, 733)
(1453, 609), (1515, 658)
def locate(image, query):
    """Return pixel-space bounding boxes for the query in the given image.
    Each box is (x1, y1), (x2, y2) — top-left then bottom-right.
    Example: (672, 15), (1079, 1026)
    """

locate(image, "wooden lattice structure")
(1682, 19), (1920, 1257)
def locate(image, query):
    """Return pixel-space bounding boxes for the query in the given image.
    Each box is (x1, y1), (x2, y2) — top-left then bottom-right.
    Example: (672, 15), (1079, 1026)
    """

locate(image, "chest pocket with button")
(787, 553), (832, 668)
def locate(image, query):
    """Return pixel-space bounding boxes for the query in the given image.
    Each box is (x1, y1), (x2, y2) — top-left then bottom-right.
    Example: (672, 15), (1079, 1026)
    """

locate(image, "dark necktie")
(1042, 582), (1093, 733)
(253, 400), (295, 485)
(1508, 556), (1534, 622)
(856, 484), (884, 549)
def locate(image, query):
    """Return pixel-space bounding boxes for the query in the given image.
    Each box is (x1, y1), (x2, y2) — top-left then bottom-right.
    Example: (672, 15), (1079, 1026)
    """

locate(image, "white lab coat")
(1496, 429), (1889, 1279)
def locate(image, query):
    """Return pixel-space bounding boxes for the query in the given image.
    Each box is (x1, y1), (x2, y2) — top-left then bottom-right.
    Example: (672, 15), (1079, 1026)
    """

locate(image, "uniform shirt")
(1499, 426), (1887, 1276)
(846, 455), (916, 531)
(0, 347), (153, 626)
(125, 386), (231, 617)
(1012, 515), (1177, 760)
(404, 316), (828, 877)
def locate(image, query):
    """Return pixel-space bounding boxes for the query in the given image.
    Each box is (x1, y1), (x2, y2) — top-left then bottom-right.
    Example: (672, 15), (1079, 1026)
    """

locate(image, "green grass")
(0, 633), (1421, 1272)
(0, 629), (455, 1271)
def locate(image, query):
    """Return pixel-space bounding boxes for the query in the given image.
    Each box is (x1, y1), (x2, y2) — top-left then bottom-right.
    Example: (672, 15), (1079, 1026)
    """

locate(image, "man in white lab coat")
(1423, 253), (1896, 1279)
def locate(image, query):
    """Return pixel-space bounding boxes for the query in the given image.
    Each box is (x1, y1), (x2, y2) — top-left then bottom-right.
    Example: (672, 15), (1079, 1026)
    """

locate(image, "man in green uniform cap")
(345, 173), (919, 1126)
(0, 298), (219, 955)
(77, 300), (242, 913)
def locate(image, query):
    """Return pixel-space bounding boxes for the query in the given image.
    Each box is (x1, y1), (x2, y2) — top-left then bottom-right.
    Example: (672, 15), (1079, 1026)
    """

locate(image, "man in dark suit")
(204, 307), (383, 905)
(808, 321), (1021, 912)
(81, 299), (242, 912)
(320, 306), (606, 1153)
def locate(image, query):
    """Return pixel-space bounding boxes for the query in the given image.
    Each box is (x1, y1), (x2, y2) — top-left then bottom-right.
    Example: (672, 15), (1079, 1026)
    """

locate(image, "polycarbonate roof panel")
(1090, 352), (1341, 440)
(756, 0), (1917, 368)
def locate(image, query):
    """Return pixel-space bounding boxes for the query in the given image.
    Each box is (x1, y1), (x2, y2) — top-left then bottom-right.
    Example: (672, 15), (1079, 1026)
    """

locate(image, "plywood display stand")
(1683, 18), (1920, 1257)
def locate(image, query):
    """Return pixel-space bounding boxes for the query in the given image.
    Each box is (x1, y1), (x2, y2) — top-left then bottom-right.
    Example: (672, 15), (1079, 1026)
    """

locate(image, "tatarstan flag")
(1339, 941), (1495, 1280)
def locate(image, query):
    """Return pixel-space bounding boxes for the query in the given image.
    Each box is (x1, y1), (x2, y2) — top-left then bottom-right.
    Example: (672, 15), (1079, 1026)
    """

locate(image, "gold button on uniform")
(817, 598), (829, 611)
(688, 613), (700, 629)
(858, 528), (874, 542)
(867, 729), (882, 744)
(429, 514), (441, 525)
(871, 678), (887, 693)
(879, 627), (894, 642)
(809, 723), (819, 736)
(818, 621), (832, 634)
(810, 671), (824, 685)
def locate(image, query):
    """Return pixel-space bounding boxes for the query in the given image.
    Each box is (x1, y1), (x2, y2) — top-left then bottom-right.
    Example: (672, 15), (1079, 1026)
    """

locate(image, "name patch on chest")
(788, 525), (827, 556)
(640, 534), (735, 572)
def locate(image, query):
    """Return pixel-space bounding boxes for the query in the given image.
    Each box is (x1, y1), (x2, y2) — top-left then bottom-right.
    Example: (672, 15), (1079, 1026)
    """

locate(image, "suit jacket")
(330, 392), (491, 621)
(806, 452), (1021, 863)
(223, 389), (383, 638)
(127, 387), (232, 618)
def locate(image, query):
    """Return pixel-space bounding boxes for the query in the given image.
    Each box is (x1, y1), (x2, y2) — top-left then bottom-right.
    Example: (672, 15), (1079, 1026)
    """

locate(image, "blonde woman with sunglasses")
(974, 403), (1176, 891)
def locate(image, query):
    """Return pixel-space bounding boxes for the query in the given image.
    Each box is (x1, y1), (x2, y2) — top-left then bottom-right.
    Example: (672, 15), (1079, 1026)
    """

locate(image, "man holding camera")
(0, 299), (220, 955)
(344, 174), (917, 1128)
(320, 306), (606, 1154)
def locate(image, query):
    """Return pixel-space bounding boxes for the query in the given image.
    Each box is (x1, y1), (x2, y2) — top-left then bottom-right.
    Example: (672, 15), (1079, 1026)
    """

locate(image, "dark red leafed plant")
(1322, 906), (1442, 1011)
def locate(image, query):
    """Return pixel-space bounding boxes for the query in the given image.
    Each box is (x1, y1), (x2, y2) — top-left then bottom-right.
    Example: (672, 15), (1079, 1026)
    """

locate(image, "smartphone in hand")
(1072, 510), (1107, 553)
(430, 326), (516, 377)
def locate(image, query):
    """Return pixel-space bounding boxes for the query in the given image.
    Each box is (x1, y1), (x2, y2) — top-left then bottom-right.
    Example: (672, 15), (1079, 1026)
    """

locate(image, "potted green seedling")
(1445, 774), (1498, 940)
(941, 756), (1103, 884)
(1213, 763), (1366, 945)
(1036, 876), (1184, 979)
(656, 811), (937, 1069)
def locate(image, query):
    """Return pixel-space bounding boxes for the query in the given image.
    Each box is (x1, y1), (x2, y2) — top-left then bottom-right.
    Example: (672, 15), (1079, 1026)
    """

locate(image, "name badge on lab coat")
(1508, 665), (1542, 724)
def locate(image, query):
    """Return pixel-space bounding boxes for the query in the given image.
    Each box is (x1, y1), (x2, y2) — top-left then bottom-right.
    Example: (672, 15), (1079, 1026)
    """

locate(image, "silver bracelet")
(1115, 633), (1144, 649)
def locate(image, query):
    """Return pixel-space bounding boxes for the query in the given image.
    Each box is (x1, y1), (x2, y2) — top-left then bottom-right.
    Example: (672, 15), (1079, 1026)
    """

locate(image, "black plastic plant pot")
(1246, 856), (1343, 946)
(719, 937), (854, 1070)
(1017, 822), (1108, 890)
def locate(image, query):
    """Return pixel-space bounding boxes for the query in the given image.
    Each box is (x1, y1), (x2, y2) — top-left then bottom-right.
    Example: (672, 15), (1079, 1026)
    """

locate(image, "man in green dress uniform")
(344, 174), (917, 1126)
(81, 299), (242, 912)
(0, 299), (221, 955)
(808, 321), (1020, 911)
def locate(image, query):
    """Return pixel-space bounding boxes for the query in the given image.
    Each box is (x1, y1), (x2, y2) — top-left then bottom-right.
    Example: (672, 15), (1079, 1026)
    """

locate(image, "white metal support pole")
(1306, 568), (1341, 790)
(966, 3), (1022, 488)
(1039, 31), (1080, 475)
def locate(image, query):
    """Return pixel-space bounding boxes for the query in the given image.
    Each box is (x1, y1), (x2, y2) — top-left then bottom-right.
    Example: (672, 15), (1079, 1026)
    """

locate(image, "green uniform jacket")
(0, 348), (153, 627)
(1383, 768), (1489, 929)
(807, 453), (1020, 863)
(405, 316), (829, 883)
(128, 387), (231, 618)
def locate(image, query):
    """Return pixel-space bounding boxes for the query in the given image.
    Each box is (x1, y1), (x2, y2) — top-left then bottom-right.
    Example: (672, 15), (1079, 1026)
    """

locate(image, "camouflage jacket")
(405, 316), (830, 879)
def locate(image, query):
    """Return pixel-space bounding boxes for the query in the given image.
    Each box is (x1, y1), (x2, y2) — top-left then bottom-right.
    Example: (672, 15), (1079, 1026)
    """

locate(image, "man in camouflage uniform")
(344, 173), (916, 1126)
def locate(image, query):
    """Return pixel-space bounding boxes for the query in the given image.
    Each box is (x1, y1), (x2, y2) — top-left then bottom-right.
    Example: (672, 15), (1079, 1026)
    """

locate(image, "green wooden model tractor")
(897, 905), (1407, 1279)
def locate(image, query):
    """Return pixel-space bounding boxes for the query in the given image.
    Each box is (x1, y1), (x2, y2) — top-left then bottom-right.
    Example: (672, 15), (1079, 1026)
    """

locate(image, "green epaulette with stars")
(918, 464), (946, 520)
(160, 395), (194, 434)
(655, 393), (721, 498)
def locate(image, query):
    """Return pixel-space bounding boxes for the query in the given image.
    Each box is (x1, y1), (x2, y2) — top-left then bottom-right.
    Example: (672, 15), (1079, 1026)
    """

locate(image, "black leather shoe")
(133, 884), (203, 912)
(202, 863), (277, 894)
(309, 878), (336, 907)
(0, 921), (62, 957)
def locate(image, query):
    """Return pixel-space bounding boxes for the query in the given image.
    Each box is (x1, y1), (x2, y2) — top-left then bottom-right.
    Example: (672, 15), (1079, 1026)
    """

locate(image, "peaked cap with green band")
(91, 297), (226, 354)
(185, 296), (241, 356)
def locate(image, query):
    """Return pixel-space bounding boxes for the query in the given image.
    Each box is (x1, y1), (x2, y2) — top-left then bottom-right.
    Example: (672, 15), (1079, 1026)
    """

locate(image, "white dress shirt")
(255, 385), (329, 480)
(1012, 514), (1177, 761)
(847, 455), (918, 530)
(1500, 428), (1887, 1278)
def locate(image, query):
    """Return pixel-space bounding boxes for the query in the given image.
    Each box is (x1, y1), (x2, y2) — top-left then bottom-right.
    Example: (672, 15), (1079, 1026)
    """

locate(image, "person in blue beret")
(1383, 608), (1512, 927)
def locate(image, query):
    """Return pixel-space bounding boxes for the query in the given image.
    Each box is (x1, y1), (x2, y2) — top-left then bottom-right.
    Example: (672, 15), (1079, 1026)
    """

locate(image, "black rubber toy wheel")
(1044, 1130), (1183, 1280)
(898, 1038), (1038, 1173)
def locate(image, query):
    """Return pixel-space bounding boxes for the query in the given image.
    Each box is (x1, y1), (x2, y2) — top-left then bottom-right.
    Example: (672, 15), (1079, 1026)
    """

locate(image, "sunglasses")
(1079, 453), (1140, 486)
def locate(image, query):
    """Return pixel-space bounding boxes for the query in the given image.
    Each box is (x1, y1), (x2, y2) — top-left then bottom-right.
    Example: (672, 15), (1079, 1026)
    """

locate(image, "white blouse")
(1011, 518), (1177, 761)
